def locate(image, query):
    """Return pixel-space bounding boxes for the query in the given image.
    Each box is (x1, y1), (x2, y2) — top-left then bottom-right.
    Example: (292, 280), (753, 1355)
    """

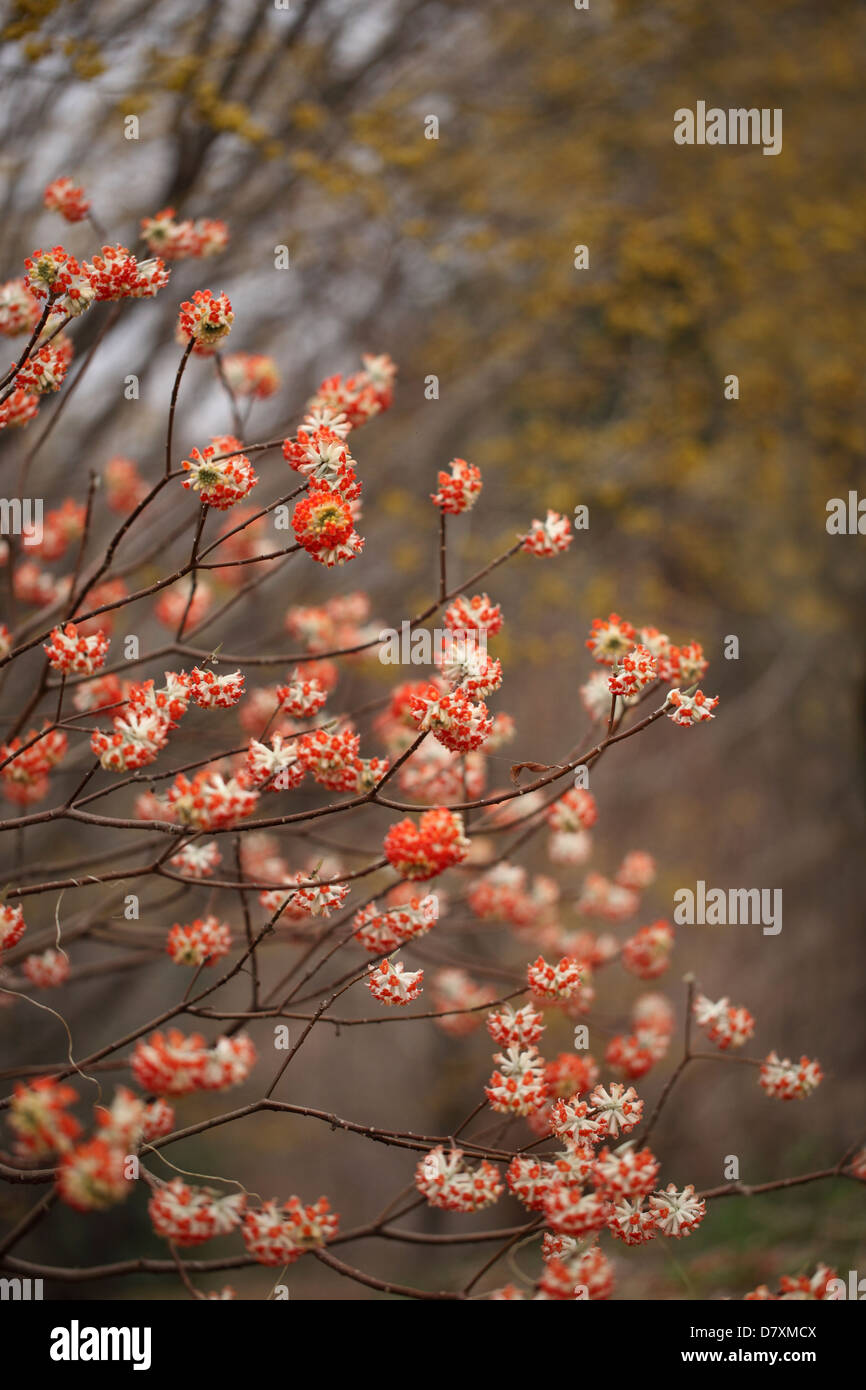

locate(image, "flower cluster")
(222, 352), (279, 398)
(166, 916), (232, 966)
(242, 1196), (338, 1266)
(444, 592), (503, 636)
(278, 357), (398, 572)
(410, 684), (493, 753)
(304, 353), (396, 429)
(0, 278), (40, 335)
(367, 958), (424, 1005)
(430, 457), (482, 513)
(468, 863), (557, 928)
(745, 1265), (841, 1301)
(415, 1147), (503, 1211)
(262, 870), (350, 921)
(666, 688), (720, 726)
(588, 1082), (645, 1139)
(22, 948), (70, 987)
(591, 1142), (660, 1201)
(621, 921), (675, 979)
(291, 483), (362, 567)
(485, 1044), (548, 1115)
(24, 245), (84, 300)
(759, 1052), (823, 1100)
(148, 1178), (246, 1246)
(547, 787), (597, 832)
(43, 622), (109, 675)
(54, 1092), (164, 1212)
(693, 993), (755, 1049)
(130, 1030), (256, 1095)
(141, 208), (228, 260)
(155, 579), (212, 632)
(658, 640), (709, 685)
(586, 612), (636, 665)
(283, 426), (360, 496)
(169, 841), (222, 879)
(537, 1242), (614, 1301)
(578, 871), (639, 922)
(165, 770), (259, 829)
(0, 724), (67, 804)
(650, 1183), (707, 1238)
(57, 1139), (129, 1211)
(245, 734), (305, 792)
(276, 670), (327, 717)
(522, 509), (573, 556)
(295, 727), (364, 790)
(430, 968), (497, 1034)
(0, 387), (40, 431)
(177, 289), (234, 348)
(527, 954), (586, 1002)
(15, 343), (69, 394)
(8, 1077), (81, 1156)
(436, 639), (502, 699)
(91, 672), (191, 771)
(608, 643), (658, 696)
(549, 1084), (643, 1149)
(189, 666), (246, 708)
(0, 902), (27, 951)
(604, 993), (675, 1081)
(487, 1001), (545, 1047)
(182, 437), (257, 509)
(285, 592), (377, 653)
(83, 245), (170, 301)
(44, 177), (90, 222)
(352, 892), (438, 953)
(616, 850), (656, 890)
(383, 808), (470, 880)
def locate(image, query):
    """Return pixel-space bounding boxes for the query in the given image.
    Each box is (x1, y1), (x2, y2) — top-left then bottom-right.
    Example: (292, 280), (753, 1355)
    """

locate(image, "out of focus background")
(0, 0), (863, 1298)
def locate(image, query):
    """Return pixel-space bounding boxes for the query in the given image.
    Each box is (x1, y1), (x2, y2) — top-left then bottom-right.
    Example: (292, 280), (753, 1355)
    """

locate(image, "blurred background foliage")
(0, 0), (863, 1297)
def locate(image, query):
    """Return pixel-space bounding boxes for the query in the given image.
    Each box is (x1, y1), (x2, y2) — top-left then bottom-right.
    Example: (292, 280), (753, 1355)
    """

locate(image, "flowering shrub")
(0, 178), (860, 1307)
